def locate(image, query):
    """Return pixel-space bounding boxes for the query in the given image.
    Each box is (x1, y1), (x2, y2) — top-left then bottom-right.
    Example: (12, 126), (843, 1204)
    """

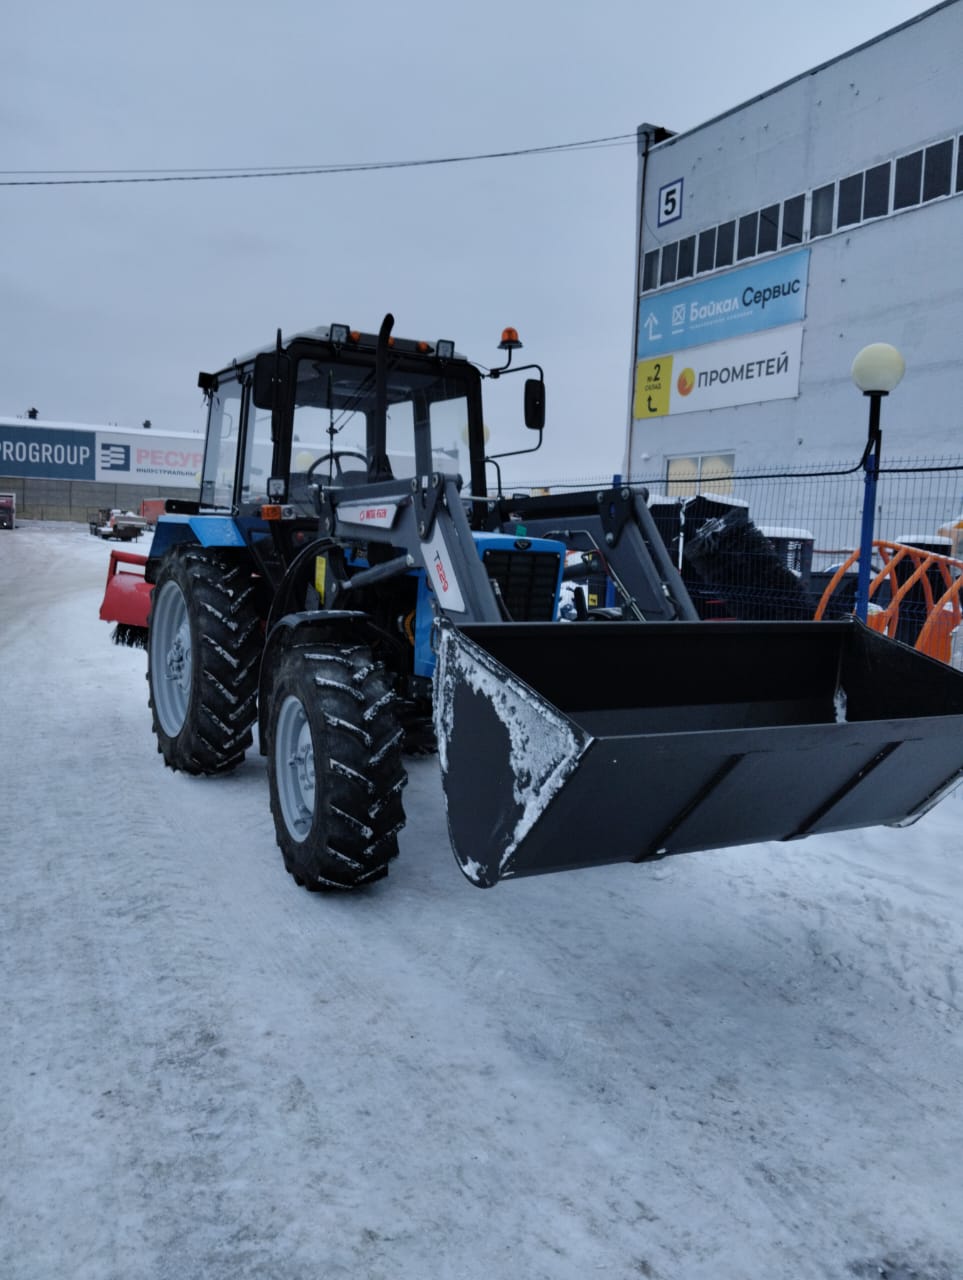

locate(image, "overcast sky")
(1, 0), (940, 485)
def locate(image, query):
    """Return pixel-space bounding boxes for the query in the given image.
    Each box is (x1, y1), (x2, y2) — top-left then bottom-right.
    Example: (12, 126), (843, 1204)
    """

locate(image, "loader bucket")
(434, 618), (963, 887)
(99, 549), (151, 644)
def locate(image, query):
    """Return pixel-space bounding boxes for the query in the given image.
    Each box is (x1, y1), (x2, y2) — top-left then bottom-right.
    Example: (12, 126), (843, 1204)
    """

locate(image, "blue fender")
(146, 513), (249, 559)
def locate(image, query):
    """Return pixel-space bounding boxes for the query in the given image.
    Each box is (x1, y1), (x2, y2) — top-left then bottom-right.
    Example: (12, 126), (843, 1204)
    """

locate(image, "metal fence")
(505, 455), (963, 638)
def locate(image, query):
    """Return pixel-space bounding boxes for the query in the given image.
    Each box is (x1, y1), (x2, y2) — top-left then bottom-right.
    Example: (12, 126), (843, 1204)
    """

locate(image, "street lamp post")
(851, 343), (906, 623)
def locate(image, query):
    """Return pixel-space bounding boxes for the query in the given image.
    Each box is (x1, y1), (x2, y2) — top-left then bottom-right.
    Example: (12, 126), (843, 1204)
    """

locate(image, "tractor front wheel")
(147, 545), (261, 774)
(267, 641), (407, 890)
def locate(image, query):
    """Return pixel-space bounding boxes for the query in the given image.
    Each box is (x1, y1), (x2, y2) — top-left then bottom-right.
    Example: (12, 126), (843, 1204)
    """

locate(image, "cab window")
(200, 379), (243, 507)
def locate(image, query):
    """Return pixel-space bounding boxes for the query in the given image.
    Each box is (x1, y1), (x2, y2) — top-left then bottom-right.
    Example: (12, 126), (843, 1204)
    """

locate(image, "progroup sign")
(637, 249), (810, 360)
(0, 421), (204, 488)
(0, 425), (96, 479)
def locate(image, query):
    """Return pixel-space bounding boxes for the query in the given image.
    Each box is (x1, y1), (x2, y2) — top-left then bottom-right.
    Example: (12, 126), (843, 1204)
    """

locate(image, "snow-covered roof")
(759, 526), (815, 541)
(0, 415), (203, 440)
(230, 325), (467, 367)
(231, 325), (333, 365)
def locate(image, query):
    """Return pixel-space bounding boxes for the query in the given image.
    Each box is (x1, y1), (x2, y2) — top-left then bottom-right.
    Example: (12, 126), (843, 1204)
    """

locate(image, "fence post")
(851, 344), (905, 624)
(855, 393), (882, 623)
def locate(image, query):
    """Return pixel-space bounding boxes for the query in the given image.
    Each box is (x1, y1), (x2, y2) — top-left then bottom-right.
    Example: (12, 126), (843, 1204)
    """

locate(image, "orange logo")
(677, 367), (695, 396)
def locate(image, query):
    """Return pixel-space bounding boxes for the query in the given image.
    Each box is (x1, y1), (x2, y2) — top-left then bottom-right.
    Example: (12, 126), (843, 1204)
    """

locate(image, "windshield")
(235, 354), (475, 515)
(284, 358), (470, 514)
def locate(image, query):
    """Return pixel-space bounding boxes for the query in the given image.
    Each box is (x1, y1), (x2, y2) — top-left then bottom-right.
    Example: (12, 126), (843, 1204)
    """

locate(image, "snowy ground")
(2, 520), (962, 1280)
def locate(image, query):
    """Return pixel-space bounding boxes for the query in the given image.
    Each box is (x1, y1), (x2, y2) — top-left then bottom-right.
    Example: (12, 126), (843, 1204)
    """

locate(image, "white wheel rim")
(151, 579), (193, 737)
(275, 694), (315, 841)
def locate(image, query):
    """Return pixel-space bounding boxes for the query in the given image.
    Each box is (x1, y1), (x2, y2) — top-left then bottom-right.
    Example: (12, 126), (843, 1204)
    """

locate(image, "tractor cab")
(198, 326), (487, 526)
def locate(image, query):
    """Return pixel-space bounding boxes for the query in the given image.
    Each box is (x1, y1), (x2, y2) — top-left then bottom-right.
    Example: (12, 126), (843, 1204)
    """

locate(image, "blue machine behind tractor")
(100, 316), (963, 892)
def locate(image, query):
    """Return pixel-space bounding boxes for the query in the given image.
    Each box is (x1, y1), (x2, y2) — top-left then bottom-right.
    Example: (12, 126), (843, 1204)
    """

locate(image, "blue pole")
(855, 392), (883, 623)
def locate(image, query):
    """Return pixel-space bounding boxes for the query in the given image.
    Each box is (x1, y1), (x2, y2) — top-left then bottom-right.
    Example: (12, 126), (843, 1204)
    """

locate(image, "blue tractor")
(102, 316), (963, 892)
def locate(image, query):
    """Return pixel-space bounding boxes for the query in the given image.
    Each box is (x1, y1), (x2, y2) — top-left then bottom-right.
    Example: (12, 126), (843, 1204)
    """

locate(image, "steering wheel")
(305, 450), (369, 483)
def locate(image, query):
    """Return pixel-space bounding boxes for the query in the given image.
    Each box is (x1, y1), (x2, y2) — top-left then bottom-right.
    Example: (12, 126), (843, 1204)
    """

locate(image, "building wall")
(626, 0), (963, 483)
(0, 476), (198, 524)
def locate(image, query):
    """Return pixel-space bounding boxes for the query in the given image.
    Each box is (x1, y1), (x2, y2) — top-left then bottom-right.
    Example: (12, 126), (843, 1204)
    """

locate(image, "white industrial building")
(0, 416), (203, 522)
(624, 0), (963, 496)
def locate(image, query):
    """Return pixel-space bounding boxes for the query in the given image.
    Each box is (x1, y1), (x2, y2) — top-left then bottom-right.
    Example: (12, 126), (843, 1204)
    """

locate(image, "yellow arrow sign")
(633, 356), (673, 419)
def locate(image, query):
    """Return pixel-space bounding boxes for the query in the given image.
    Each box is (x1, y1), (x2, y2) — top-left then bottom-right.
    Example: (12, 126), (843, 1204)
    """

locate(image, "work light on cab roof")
(325, 323), (455, 357)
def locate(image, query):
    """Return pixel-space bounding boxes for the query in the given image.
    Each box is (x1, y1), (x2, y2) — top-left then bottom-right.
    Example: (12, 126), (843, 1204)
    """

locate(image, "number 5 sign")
(658, 178), (683, 226)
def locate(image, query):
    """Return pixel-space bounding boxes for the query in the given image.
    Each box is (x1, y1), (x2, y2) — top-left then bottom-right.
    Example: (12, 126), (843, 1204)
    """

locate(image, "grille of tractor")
(482, 549), (561, 621)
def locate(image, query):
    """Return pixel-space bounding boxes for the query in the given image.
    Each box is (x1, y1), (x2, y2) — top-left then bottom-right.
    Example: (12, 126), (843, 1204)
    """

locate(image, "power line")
(0, 132), (635, 188)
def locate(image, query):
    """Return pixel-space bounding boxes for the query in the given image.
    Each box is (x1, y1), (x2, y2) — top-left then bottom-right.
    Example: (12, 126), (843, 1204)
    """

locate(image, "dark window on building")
(782, 195), (804, 246)
(894, 150), (923, 209)
(697, 227), (716, 273)
(660, 241), (678, 286)
(677, 235), (695, 279)
(837, 173), (863, 227)
(642, 250), (659, 292)
(737, 212), (758, 260)
(757, 204), (779, 253)
(863, 162), (890, 218)
(923, 139), (953, 200)
(715, 220), (735, 267)
(810, 184), (834, 237)
(669, 137), (963, 285)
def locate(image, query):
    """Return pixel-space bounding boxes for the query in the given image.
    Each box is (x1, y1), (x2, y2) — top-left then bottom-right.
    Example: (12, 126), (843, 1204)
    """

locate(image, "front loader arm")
(323, 474), (504, 624)
(497, 486), (697, 622)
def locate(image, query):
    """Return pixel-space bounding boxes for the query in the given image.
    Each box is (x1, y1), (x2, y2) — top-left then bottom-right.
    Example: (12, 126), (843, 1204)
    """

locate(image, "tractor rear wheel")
(147, 545), (261, 774)
(267, 641), (407, 890)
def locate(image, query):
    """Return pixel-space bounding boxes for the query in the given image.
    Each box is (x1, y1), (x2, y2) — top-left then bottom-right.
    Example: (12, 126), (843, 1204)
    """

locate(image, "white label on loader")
(336, 500), (400, 530)
(422, 525), (466, 613)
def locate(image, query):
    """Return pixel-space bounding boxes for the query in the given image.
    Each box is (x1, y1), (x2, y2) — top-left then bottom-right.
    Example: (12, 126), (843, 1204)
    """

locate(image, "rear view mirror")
(252, 352), (291, 409)
(524, 378), (545, 432)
